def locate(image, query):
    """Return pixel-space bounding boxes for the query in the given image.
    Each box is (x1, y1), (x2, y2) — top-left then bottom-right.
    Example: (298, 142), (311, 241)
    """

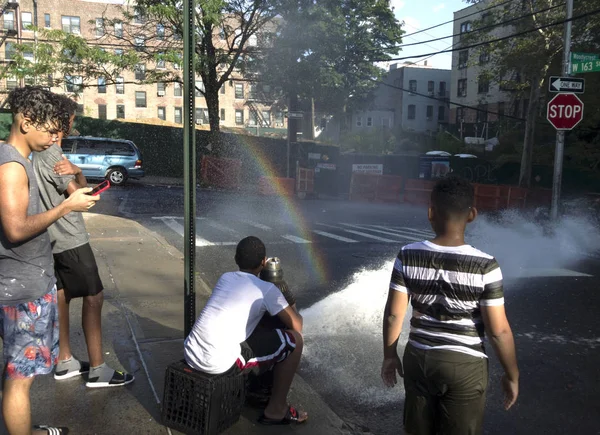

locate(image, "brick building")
(0, 0), (286, 132)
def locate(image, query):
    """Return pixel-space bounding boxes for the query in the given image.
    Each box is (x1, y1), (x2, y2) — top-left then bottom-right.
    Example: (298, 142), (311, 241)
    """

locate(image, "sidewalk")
(0, 213), (352, 434)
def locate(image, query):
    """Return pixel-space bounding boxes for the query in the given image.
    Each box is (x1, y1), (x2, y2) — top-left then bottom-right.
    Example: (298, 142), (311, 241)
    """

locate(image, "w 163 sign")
(546, 93), (584, 131)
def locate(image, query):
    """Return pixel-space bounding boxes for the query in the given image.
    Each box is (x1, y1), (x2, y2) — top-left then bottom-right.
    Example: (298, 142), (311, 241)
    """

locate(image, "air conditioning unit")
(195, 119), (202, 125)
(157, 90), (165, 96)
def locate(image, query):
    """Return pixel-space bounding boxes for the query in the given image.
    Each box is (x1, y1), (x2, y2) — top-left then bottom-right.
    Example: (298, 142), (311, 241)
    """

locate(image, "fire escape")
(246, 84), (276, 133)
(0, 1), (19, 107)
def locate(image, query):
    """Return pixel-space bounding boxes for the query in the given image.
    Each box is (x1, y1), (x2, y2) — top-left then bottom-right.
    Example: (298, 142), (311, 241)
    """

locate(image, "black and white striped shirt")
(390, 240), (504, 358)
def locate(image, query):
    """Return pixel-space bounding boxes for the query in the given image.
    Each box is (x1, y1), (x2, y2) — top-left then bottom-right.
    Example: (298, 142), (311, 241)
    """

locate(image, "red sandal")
(258, 405), (308, 425)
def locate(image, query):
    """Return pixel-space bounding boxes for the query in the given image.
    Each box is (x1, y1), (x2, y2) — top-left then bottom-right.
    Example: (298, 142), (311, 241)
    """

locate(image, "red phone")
(88, 180), (111, 195)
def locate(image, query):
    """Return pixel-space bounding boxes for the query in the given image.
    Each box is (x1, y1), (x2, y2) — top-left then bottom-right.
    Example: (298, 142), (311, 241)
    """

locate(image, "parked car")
(61, 136), (144, 186)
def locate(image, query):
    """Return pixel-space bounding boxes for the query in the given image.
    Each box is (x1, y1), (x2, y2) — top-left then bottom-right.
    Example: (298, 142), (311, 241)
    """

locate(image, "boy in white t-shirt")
(184, 236), (308, 425)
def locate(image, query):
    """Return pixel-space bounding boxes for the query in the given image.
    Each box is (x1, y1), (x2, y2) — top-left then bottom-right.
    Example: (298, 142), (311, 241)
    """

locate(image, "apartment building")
(450, 1), (521, 134)
(0, 0), (285, 132)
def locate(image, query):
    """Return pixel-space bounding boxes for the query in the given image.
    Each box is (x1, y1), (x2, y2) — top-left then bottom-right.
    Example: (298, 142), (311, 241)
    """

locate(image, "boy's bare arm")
(481, 304), (519, 409)
(276, 306), (303, 333)
(383, 289), (409, 358)
(0, 162), (96, 243)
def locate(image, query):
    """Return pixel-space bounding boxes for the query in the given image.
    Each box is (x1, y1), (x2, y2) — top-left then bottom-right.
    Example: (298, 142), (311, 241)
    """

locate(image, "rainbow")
(232, 134), (329, 284)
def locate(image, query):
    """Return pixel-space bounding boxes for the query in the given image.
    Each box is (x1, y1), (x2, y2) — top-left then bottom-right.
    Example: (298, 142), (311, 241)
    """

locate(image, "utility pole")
(550, 0), (573, 220)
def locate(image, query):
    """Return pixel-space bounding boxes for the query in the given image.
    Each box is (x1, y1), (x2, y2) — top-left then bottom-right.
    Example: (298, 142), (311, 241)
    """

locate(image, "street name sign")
(286, 111), (304, 119)
(546, 93), (584, 131)
(549, 76), (584, 93)
(570, 52), (600, 74)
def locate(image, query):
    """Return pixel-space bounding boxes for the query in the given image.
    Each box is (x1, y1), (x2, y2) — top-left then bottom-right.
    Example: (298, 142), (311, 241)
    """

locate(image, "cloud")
(433, 3), (445, 12)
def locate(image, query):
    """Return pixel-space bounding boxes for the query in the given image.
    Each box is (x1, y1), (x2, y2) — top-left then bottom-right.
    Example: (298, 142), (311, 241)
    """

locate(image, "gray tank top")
(0, 143), (55, 305)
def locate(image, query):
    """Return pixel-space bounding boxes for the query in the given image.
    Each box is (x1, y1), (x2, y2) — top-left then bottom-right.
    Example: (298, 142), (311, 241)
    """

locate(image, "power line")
(376, 6), (600, 62)
(401, 0), (515, 38)
(392, 2), (564, 50)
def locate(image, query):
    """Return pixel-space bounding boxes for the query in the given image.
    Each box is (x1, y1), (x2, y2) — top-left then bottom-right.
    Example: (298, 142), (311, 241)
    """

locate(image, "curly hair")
(52, 94), (79, 135)
(6, 86), (62, 131)
(431, 174), (474, 219)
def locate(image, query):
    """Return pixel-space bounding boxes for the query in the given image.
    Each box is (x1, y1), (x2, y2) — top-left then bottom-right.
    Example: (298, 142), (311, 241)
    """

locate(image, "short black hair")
(431, 174), (474, 219)
(7, 86), (62, 131)
(235, 236), (266, 270)
(52, 94), (79, 135)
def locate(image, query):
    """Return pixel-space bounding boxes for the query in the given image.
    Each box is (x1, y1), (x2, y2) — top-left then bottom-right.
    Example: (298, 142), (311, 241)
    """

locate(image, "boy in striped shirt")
(381, 175), (519, 435)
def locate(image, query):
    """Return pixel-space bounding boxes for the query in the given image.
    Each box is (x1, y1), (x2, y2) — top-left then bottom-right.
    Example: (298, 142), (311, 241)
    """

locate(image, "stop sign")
(547, 93), (584, 130)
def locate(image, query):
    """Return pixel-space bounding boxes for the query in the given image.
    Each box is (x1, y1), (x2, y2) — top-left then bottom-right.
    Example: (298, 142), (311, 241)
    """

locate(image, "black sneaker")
(86, 369), (135, 388)
(33, 424), (69, 434)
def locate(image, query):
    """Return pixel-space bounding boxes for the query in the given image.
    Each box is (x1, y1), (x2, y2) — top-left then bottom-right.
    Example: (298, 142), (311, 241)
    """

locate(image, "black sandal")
(258, 405), (307, 425)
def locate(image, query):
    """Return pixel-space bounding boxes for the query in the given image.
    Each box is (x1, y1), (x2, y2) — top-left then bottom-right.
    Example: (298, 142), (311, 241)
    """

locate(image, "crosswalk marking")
(398, 227), (435, 237)
(312, 230), (358, 243)
(282, 235), (312, 244)
(160, 218), (220, 247)
(242, 220), (272, 231)
(369, 225), (433, 239)
(341, 229), (398, 243)
(341, 223), (422, 242)
(206, 219), (241, 236)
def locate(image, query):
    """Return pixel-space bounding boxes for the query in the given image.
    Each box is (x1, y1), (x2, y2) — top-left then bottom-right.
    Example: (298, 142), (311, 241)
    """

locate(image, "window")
(409, 80), (417, 93)
(174, 82), (182, 97)
(479, 49), (490, 65)
(65, 75), (83, 93)
(157, 82), (165, 96)
(248, 111), (257, 126)
(219, 28), (226, 40)
(407, 105), (416, 120)
(478, 76), (489, 94)
(248, 34), (257, 46)
(44, 14), (51, 28)
(235, 109), (244, 125)
(381, 118), (391, 128)
(135, 64), (146, 81)
(262, 110), (270, 126)
(133, 8), (145, 24)
(477, 104), (488, 123)
(456, 107), (464, 122)
(115, 49), (123, 57)
(458, 50), (468, 69)
(459, 21), (472, 39)
(3, 11), (15, 31)
(98, 77), (106, 93)
(156, 54), (165, 69)
(220, 85), (226, 95)
(195, 108), (209, 124)
(426, 105), (433, 120)
(195, 81), (204, 97)
(174, 107), (182, 124)
(220, 108), (225, 122)
(135, 91), (146, 108)
(6, 76), (17, 90)
(356, 116), (362, 127)
(98, 104), (107, 120)
(248, 84), (257, 100)
(275, 111), (284, 125)
(135, 36), (145, 51)
(457, 79), (467, 97)
(62, 16), (80, 34)
(157, 24), (165, 39)
(114, 22), (123, 37)
(427, 81), (434, 94)
(366, 117), (373, 127)
(235, 83), (244, 99)
(4, 42), (15, 60)
(116, 105), (125, 119)
(498, 102), (505, 119)
(95, 18), (104, 37)
(116, 77), (124, 94)
(438, 106), (445, 121)
(76, 104), (84, 116)
(439, 81), (447, 96)
(21, 12), (32, 30)
(157, 107), (166, 120)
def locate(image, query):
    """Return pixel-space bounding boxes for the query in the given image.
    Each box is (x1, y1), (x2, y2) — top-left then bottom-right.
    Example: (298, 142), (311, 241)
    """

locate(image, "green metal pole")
(183, 0), (196, 337)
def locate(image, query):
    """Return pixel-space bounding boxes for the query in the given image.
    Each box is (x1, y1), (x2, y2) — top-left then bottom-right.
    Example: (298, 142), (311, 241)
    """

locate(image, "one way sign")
(549, 76), (585, 93)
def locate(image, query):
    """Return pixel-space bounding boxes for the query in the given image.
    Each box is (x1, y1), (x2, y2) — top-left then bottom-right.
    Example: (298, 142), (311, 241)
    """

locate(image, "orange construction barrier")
(200, 155), (242, 189)
(404, 179), (435, 205)
(374, 175), (403, 203)
(258, 176), (295, 196)
(349, 173), (379, 202)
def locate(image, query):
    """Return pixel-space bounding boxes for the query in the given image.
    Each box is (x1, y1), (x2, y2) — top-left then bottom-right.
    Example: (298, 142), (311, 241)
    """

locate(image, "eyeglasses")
(34, 124), (61, 137)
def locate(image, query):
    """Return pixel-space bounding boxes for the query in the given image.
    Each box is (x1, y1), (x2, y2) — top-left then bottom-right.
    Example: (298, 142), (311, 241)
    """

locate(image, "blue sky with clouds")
(388, 0), (470, 70)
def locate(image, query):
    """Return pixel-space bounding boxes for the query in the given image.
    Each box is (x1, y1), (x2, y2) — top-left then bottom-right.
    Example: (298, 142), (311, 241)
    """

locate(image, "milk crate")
(161, 360), (246, 435)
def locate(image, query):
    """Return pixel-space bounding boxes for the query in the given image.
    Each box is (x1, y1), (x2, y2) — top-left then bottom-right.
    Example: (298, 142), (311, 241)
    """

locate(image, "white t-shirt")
(184, 271), (289, 374)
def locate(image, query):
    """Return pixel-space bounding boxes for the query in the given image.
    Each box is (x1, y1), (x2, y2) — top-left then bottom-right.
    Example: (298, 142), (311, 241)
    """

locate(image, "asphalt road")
(92, 183), (600, 435)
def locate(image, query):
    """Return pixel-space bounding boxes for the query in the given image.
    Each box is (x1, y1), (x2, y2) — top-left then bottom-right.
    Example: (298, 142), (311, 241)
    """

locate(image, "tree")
(251, 0), (403, 130)
(1, 0), (277, 142)
(463, 0), (600, 187)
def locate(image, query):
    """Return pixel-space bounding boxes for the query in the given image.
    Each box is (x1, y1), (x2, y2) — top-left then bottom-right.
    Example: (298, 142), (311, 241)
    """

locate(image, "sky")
(385, 0), (470, 71)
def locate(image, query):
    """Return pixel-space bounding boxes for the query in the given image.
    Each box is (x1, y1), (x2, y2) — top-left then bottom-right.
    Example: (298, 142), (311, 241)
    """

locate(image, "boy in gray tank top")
(0, 86), (98, 435)
(32, 95), (134, 388)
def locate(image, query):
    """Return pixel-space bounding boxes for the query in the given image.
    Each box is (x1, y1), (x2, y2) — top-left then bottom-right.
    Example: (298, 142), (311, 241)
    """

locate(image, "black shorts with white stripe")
(234, 327), (296, 376)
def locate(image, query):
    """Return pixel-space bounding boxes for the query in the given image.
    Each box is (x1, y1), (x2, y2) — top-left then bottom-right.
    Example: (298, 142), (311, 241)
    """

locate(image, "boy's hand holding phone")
(64, 187), (99, 212)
